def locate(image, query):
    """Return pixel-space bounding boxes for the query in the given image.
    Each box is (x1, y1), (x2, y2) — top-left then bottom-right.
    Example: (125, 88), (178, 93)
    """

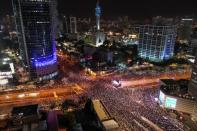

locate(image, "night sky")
(0, 0), (196, 19)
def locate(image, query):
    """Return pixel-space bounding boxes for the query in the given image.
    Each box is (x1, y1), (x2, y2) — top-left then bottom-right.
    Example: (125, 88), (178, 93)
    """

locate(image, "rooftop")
(160, 79), (178, 86)
(92, 99), (111, 121)
(12, 104), (38, 117)
(160, 79), (195, 101)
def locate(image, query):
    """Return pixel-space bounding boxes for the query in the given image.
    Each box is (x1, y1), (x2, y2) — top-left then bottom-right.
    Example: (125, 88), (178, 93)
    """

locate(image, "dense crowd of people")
(52, 57), (185, 130)
(79, 78), (184, 131)
(1, 54), (187, 130)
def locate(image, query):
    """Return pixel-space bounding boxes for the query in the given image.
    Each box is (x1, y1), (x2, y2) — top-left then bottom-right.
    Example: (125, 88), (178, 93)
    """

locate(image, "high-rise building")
(94, 0), (105, 47)
(63, 16), (77, 34)
(95, 1), (101, 31)
(188, 27), (197, 56)
(12, 0), (58, 80)
(138, 25), (177, 62)
(178, 18), (193, 41)
(188, 52), (197, 96)
(70, 17), (77, 34)
(63, 16), (69, 34)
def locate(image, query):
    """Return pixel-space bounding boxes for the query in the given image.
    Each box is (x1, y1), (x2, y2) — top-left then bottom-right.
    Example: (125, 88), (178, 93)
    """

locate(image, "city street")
(0, 53), (191, 107)
(0, 84), (84, 107)
(0, 53), (192, 130)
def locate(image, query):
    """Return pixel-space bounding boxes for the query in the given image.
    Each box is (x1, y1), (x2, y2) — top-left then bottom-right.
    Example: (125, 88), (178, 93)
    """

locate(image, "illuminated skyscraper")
(138, 25), (177, 62)
(95, 0), (105, 47)
(95, 1), (101, 31)
(12, 0), (58, 80)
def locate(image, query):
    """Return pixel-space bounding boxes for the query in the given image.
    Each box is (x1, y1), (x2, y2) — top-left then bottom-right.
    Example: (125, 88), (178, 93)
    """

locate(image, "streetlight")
(5, 95), (10, 99)
(18, 94), (25, 98)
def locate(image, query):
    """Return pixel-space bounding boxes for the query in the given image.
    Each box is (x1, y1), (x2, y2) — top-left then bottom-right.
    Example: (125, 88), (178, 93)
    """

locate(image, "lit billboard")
(159, 91), (165, 104)
(165, 97), (177, 109)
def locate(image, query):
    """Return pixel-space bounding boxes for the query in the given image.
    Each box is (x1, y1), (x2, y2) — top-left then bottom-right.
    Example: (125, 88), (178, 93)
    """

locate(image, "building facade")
(69, 17), (77, 34)
(178, 18), (193, 41)
(12, 0), (58, 80)
(63, 16), (77, 34)
(159, 79), (197, 121)
(138, 25), (177, 62)
(159, 90), (196, 115)
(188, 52), (197, 96)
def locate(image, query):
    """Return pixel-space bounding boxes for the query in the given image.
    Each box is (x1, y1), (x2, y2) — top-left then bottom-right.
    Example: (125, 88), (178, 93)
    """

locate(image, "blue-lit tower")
(94, 0), (105, 47)
(95, 1), (101, 31)
(12, 0), (58, 80)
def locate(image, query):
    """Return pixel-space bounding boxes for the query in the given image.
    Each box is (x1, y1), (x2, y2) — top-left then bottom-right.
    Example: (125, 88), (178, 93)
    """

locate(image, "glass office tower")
(12, 0), (58, 80)
(138, 25), (177, 62)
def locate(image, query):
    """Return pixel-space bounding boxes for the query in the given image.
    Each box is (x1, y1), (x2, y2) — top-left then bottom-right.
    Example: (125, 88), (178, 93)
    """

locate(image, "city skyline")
(0, 0), (197, 19)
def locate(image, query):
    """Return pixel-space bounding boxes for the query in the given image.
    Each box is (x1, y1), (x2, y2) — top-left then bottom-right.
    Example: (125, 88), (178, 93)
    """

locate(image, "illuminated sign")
(9, 63), (15, 73)
(0, 75), (13, 79)
(182, 18), (193, 21)
(165, 97), (177, 109)
(159, 91), (165, 104)
(32, 53), (57, 68)
(0, 71), (12, 76)
(0, 79), (8, 85)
